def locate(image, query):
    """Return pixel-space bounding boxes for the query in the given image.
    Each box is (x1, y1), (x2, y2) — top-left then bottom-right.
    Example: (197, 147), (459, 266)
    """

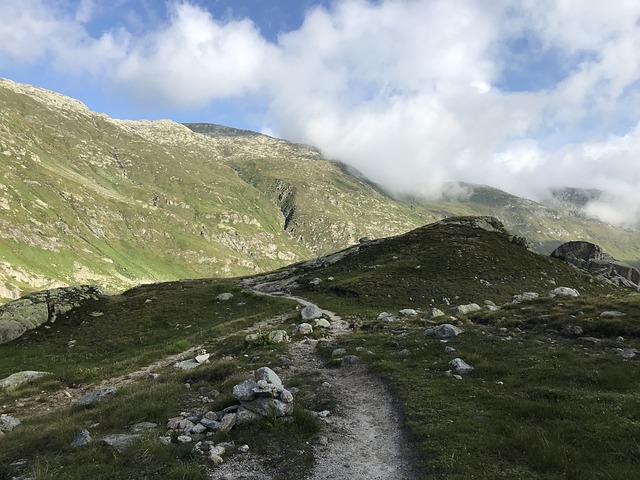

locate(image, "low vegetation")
(1, 220), (638, 479)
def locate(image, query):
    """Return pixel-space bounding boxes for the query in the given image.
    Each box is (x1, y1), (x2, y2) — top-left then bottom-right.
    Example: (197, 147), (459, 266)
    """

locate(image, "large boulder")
(0, 371), (52, 390)
(0, 285), (106, 344)
(551, 241), (640, 289)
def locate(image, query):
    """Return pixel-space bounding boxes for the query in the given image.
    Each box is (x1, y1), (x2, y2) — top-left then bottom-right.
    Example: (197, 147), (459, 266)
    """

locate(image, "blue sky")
(2, 0), (640, 224)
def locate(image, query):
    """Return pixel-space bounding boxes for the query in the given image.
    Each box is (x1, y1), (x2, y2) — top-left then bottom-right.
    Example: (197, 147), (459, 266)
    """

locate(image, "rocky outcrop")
(0, 285), (106, 344)
(551, 241), (640, 289)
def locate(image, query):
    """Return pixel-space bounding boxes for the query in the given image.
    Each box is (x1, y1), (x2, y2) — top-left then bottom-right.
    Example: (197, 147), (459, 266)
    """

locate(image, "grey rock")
(295, 323), (313, 335)
(241, 397), (293, 418)
(486, 305), (501, 312)
(216, 293), (234, 301)
(255, 367), (283, 388)
(0, 371), (52, 390)
(101, 434), (142, 453)
(199, 417), (220, 431)
(191, 423), (207, 435)
(399, 309), (418, 317)
(177, 434), (193, 443)
(563, 325), (583, 337)
(450, 358), (474, 374)
(218, 413), (237, 434)
(280, 389), (294, 404)
(549, 287), (580, 297)
(444, 346), (456, 353)
(233, 380), (258, 401)
(425, 323), (463, 338)
(424, 308), (445, 319)
(195, 353), (210, 363)
(314, 318), (331, 328)
(268, 330), (290, 343)
(332, 348), (347, 357)
(0, 414), (21, 432)
(377, 312), (392, 321)
(173, 359), (203, 371)
(236, 407), (262, 425)
(309, 278), (322, 286)
(614, 348), (638, 359)
(301, 305), (323, 321)
(449, 304), (481, 315)
(511, 292), (539, 303)
(600, 311), (626, 318)
(238, 444), (250, 453)
(77, 387), (117, 406)
(70, 429), (92, 448)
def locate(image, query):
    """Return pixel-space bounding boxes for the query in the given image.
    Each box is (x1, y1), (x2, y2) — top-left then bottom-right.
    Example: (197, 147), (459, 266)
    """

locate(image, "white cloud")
(2, 0), (640, 224)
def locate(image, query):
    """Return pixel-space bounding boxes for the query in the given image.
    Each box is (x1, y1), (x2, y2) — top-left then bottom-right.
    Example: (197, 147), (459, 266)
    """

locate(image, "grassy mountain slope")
(1, 78), (639, 305)
(1, 218), (638, 479)
(0, 79), (433, 302)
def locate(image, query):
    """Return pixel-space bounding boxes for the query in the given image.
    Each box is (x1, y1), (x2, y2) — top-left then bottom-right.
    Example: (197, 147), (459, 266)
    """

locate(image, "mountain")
(1, 217), (638, 479)
(1, 78), (639, 304)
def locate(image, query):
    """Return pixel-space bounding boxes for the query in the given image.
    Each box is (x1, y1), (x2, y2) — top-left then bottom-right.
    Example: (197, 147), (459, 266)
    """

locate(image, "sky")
(2, 0), (640, 225)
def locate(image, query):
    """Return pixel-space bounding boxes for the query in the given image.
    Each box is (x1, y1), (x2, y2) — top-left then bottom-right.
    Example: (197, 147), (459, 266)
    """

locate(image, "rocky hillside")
(1, 78), (639, 303)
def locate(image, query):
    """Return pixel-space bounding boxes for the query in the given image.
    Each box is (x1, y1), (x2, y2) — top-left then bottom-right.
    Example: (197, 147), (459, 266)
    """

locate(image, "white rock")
(295, 323), (313, 335)
(216, 293), (234, 301)
(450, 358), (474, 374)
(301, 305), (322, 321)
(549, 287), (579, 297)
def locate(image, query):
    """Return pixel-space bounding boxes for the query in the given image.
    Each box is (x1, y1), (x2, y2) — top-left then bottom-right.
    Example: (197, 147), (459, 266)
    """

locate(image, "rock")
(173, 359), (203, 371)
(332, 348), (347, 357)
(233, 380), (258, 402)
(268, 330), (290, 343)
(449, 304), (481, 315)
(77, 386), (117, 406)
(101, 434), (142, 453)
(0, 371), (52, 390)
(195, 353), (210, 364)
(424, 308), (445, 320)
(177, 435), (193, 443)
(425, 324), (463, 338)
(0, 286), (105, 343)
(486, 305), (501, 312)
(600, 311), (627, 318)
(70, 429), (92, 448)
(191, 423), (207, 435)
(563, 325), (583, 337)
(200, 417), (220, 431)
(377, 312), (392, 321)
(551, 241), (640, 289)
(341, 355), (360, 366)
(218, 413), (237, 434)
(511, 292), (539, 303)
(450, 358), (474, 374)
(238, 444), (250, 453)
(280, 389), (294, 404)
(399, 309), (418, 317)
(254, 367), (283, 388)
(0, 414), (21, 432)
(130, 422), (157, 433)
(309, 278), (322, 286)
(147, 373), (160, 381)
(241, 397), (293, 418)
(314, 318), (331, 328)
(295, 323), (313, 335)
(549, 287), (580, 297)
(216, 293), (234, 301)
(236, 407), (262, 425)
(209, 453), (224, 465)
(444, 346), (456, 353)
(614, 348), (638, 359)
(301, 305), (323, 321)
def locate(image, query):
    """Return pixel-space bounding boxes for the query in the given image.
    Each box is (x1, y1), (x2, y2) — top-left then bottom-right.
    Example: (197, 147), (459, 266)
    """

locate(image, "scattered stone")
(479, 279), (492, 287)
(444, 346), (456, 353)
(377, 312), (393, 321)
(0, 371), (52, 390)
(450, 358), (474, 374)
(101, 434), (142, 453)
(314, 318), (331, 328)
(453, 374), (463, 380)
(600, 311), (627, 318)
(309, 278), (322, 286)
(399, 309), (418, 317)
(77, 386), (117, 406)
(295, 323), (313, 335)
(425, 323), (463, 338)
(449, 304), (481, 315)
(614, 348), (638, 359)
(195, 353), (210, 364)
(177, 435), (193, 443)
(563, 325), (583, 337)
(301, 304), (323, 321)
(218, 413), (237, 434)
(0, 415), (21, 432)
(238, 444), (249, 453)
(484, 300), (496, 306)
(332, 348), (347, 357)
(70, 429), (92, 448)
(486, 305), (501, 312)
(549, 287), (580, 297)
(147, 373), (160, 381)
(424, 308), (445, 320)
(216, 293), (234, 301)
(511, 292), (539, 303)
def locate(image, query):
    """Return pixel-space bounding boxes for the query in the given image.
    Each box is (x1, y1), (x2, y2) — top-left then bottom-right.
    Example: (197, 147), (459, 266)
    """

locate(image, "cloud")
(2, 0), (640, 224)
